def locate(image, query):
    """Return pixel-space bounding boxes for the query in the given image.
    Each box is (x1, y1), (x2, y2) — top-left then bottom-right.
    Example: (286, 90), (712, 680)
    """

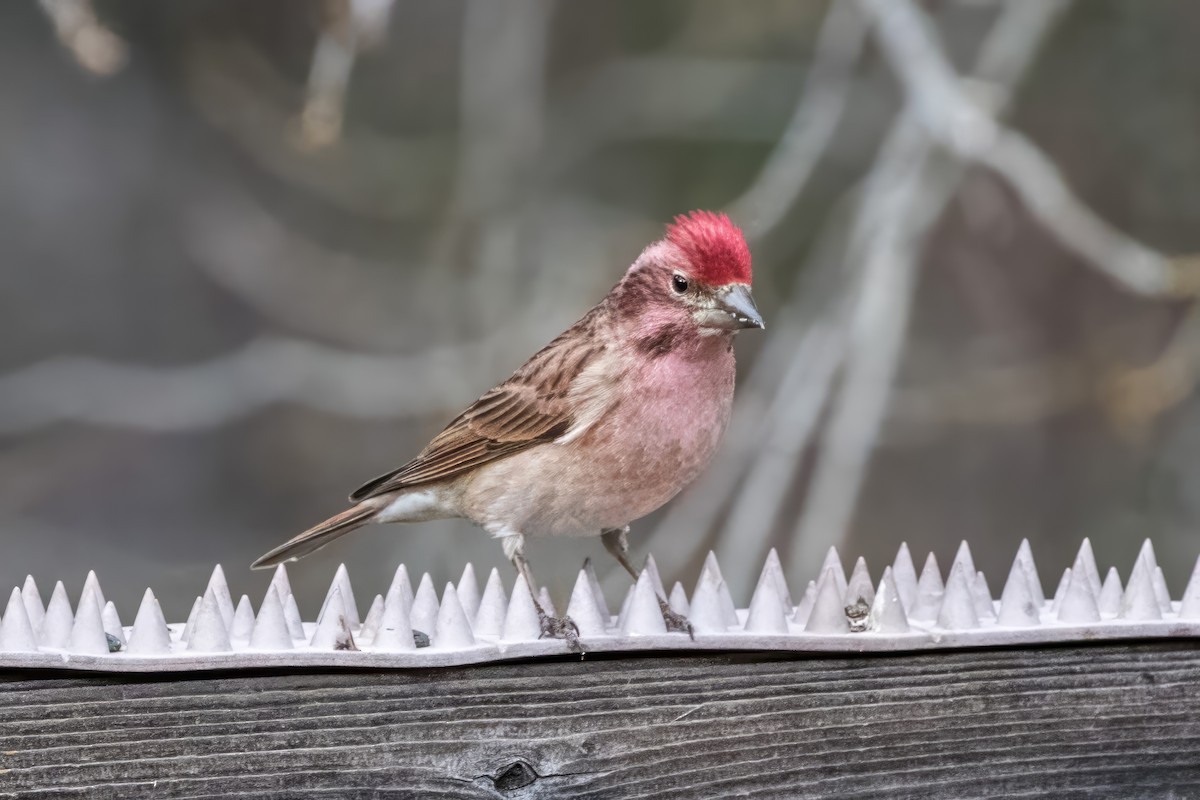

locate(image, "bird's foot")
(538, 610), (582, 652)
(413, 630), (431, 648)
(658, 599), (695, 640)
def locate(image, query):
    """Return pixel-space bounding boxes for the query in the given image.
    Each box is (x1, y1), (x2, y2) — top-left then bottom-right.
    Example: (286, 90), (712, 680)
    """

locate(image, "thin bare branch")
(863, 0), (1190, 299)
(787, 0), (1071, 578)
(294, 0), (397, 150)
(0, 336), (485, 435)
(728, 0), (869, 235)
(38, 0), (126, 76)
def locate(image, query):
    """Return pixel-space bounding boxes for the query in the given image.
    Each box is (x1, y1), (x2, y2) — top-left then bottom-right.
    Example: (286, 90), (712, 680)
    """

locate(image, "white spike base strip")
(3, 539), (1200, 672)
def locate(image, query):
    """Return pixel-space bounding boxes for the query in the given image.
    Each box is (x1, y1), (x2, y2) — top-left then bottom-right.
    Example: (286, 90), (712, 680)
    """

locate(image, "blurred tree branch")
(785, 0), (1072, 579)
(38, 0), (126, 76)
(866, 0), (1200, 442)
(294, 0), (397, 151)
(727, 0), (868, 236)
(0, 337), (483, 434)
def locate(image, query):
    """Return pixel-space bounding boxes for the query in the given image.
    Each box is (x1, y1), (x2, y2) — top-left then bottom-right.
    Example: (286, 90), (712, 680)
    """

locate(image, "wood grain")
(0, 642), (1198, 798)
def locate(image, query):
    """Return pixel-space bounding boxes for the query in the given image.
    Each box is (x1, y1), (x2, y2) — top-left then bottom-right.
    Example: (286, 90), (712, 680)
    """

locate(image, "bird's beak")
(710, 283), (764, 330)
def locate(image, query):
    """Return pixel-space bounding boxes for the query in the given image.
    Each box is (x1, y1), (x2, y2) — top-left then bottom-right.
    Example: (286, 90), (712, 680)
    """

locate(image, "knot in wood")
(493, 760), (538, 791)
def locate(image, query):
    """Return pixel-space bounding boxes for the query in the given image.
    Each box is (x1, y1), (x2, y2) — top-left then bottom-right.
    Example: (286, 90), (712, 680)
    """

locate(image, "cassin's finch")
(253, 211), (763, 644)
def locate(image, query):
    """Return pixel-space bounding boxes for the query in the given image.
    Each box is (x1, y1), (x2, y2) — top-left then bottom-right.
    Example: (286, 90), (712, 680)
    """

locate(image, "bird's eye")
(672, 274), (689, 294)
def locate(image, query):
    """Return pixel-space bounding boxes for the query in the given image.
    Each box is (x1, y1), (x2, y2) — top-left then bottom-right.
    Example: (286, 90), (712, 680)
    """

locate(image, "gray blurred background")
(3, 0), (1200, 622)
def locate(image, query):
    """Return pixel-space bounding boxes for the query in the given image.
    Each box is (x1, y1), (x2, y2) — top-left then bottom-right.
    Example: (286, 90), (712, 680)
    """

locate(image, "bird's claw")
(538, 611), (582, 652)
(658, 599), (695, 640)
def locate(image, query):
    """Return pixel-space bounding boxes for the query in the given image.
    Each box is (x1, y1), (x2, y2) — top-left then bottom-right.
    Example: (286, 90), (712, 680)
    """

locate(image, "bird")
(252, 210), (763, 644)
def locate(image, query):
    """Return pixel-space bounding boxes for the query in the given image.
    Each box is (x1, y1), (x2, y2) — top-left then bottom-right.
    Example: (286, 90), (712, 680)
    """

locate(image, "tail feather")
(251, 503), (379, 570)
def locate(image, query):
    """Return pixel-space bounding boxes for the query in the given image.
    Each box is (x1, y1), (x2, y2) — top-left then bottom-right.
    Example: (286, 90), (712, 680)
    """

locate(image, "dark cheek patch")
(636, 325), (682, 357)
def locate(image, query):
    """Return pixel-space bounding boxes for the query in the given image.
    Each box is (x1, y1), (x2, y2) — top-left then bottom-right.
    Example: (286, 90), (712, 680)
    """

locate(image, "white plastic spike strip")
(3, 539), (1200, 672)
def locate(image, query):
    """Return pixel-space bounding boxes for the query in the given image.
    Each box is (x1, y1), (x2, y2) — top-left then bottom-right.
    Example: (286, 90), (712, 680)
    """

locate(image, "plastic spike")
(0, 587), (37, 652)
(870, 567), (910, 633)
(758, 548), (793, 612)
(187, 589), (233, 652)
(1073, 538), (1103, 598)
(583, 558), (611, 621)
(1098, 567), (1124, 617)
(1152, 567), (1172, 614)
(11, 540), (1200, 667)
(387, 564), (415, 611)
(21, 576), (44, 634)
(410, 573), (439, 636)
(1057, 566), (1100, 624)
(792, 580), (817, 626)
(179, 596), (202, 643)
(230, 595), (255, 639)
(433, 584), (475, 648)
(371, 589), (416, 651)
(473, 568), (508, 638)
(565, 569), (609, 637)
(1137, 539), (1158, 573)
(283, 593), (305, 640)
(892, 543), (918, 612)
(359, 594), (385, 640)
(1060, 566), (1080, 618)
(952, 541), (976, 580)
(997, 556), (1040, 627)
(973, 571), (996, 621)
(820, 547), (849, 598)
(744, 570), (789, 634)
(310, 586), (357, 651)
(81, 570), (106, 611)
(702, 551), (725, 583)
(668, 582), (690, 617)
(716, 581), (739, 627)
(69, 590), (111, 655)
(248, 587), (292, 650)
(1051, 568), (1072, 615)
(751, 554), (791, 618)
(619, 570), (668, 636)
(691, 554), (734, 628)
(1121, 556), (1162, 621)
(537, 586), (556, 618)
(694, 553), (738, 627)
(39, 581), (74, 649)
(644, 554), (668, 601)
(844, 557), (874, 608)
(710, 565), (739, 627)
(689, 566), (731, 634)
(1016, 539), (1045, 606)
(457, 564), (480, 621)
(936, 560), (980, 631)
(126, 589), (171, 654)
(101, 601), (126, 646)
(615, 585), (635, 630)
(205, 565), (235, 630)
(805, 568), (849, 634)
(909, 553), (944, 622)
(502, 573), (542, 641)
(1177, 557), (1200, 619)
(319, 564), (359, 629)
(268, 564), (292, 607)
(383, 577), (413, 622)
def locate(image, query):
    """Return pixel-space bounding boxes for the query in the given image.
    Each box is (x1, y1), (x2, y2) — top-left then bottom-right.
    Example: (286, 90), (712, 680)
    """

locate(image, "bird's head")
(615, 211), (763, 340)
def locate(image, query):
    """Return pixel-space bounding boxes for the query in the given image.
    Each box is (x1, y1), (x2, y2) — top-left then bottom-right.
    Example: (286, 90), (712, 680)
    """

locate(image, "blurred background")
(3, 0), (1200, 622)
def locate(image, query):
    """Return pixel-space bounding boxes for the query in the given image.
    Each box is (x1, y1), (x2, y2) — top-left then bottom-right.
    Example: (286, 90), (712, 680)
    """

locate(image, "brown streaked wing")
(347, 318), (604, 502)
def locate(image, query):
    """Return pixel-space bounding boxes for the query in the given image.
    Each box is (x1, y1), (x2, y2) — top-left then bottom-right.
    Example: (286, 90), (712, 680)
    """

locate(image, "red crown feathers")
(665, 210), (752, 285)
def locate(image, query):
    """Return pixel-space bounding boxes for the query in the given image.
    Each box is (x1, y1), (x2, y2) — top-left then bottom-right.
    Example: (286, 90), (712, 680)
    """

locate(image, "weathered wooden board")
(0, 642), (1198, 798)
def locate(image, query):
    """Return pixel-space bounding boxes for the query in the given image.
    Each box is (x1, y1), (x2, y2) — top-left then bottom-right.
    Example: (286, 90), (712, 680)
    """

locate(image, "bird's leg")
(504, 534), (580, 650)
(601, 527), (693, 638)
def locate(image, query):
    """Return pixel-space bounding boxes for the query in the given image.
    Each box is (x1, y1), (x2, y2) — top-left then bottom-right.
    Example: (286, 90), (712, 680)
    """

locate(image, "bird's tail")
(251, 502), (380, 570)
